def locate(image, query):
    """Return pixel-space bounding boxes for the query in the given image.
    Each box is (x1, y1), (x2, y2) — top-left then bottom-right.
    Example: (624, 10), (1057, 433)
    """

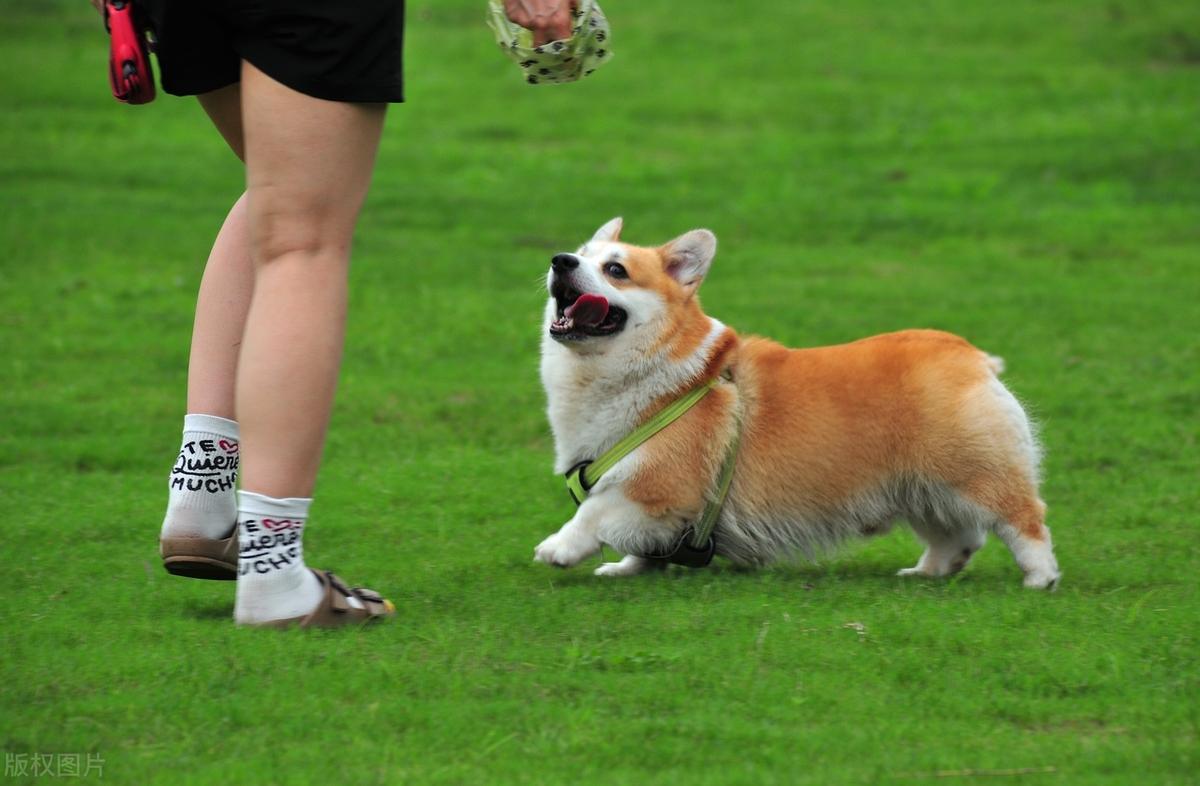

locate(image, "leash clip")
(564, 460), (594, 505)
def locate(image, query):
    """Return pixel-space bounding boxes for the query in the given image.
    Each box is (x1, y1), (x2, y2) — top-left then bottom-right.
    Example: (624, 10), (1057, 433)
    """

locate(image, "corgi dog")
(534, 218), (1061, 589)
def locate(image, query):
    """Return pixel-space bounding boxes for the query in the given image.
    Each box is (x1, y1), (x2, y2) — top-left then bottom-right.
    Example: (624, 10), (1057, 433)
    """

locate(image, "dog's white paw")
(896, 567), (927, 577)
(594, 554), (652, 577)
(534, 530), (599, 568)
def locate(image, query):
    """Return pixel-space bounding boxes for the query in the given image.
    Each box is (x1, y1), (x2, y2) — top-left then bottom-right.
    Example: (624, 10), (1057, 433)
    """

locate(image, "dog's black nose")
(551, 253), (579, 273)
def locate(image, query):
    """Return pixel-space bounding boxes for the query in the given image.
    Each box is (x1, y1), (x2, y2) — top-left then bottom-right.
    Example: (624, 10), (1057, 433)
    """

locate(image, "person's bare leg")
(188, 84), (250, 418)
(233, 61), (388, 624)
(160, 83), (251, 556)
(237, 64), (384, 495)
(185, 194), (252, 417)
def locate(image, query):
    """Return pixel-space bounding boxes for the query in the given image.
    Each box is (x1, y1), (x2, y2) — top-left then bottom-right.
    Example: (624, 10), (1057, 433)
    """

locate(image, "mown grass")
(2, 1), (1198, 784)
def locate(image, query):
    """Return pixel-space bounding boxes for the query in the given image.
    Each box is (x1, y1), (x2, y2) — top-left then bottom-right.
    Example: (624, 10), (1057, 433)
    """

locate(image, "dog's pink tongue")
(565, 294), (609, 328)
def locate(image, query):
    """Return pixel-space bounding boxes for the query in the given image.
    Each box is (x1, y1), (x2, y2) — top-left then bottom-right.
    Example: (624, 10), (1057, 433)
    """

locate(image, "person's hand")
(503, 0), (574, 47)
(90, 0), (103, 14)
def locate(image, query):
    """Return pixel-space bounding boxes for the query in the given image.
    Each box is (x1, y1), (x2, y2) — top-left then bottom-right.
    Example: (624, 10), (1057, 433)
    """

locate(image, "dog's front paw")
(534, 529), (600, 568)
(594, 554), (655, 577)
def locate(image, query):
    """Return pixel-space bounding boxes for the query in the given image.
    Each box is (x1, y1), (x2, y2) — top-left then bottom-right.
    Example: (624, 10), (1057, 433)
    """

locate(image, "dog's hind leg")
(896, 479), (989, 578)
(990, 492), (1060, 590)
(959, 378), (1060, 589)
(898, 524), (987, 578)
(956, 473), (1060, 589)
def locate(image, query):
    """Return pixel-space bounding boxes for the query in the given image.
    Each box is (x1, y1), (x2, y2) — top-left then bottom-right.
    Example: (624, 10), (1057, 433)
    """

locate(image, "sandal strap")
(320, 571), (391, 617)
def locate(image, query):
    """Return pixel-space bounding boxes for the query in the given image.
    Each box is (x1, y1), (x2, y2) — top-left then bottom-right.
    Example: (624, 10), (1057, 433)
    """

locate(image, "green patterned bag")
(487, 0), (613, 85)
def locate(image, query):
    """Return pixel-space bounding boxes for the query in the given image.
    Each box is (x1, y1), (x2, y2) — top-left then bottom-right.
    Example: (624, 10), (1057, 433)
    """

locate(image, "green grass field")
(3, 0), (1199, 783)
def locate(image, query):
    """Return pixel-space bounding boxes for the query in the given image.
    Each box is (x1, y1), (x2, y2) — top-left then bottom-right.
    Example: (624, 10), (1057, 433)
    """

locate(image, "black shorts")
(141, 0), (405, 103)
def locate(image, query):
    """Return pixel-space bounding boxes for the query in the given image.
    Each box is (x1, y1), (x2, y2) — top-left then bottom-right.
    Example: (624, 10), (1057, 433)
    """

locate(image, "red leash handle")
(105, 0), (156, 104)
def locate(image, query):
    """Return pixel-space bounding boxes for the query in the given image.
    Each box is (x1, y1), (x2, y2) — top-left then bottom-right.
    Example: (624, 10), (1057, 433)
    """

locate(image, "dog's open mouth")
(550, 284), (627, 340)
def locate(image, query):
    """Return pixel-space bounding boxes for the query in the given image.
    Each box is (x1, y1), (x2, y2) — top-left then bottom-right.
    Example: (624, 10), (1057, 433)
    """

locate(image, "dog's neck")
(542, 316), (735, 473)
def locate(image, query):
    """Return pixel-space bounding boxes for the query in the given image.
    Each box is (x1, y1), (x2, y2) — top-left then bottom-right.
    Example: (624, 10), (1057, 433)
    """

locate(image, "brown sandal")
(252, 569), (395, 629)
(161, 525), (238, 580)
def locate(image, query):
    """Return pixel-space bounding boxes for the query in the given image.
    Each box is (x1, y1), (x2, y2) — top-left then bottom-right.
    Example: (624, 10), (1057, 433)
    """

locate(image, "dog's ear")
(662, 229), (717, 295)
(590, 217), (623, 244)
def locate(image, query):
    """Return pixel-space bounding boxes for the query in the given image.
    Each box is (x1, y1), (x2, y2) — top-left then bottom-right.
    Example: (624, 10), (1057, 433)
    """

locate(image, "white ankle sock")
(234, 491), (346, 624)
(161, 414), (240, 540)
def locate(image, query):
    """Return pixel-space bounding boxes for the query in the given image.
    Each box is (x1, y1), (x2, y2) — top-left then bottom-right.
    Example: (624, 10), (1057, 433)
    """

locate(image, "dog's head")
(544, 218), (717, 353)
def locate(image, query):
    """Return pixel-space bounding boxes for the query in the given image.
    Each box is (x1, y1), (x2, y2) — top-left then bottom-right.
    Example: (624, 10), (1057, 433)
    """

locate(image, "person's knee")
(248, 185), (355, 265)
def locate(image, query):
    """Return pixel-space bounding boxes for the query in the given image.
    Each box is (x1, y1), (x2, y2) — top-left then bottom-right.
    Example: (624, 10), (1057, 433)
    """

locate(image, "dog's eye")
(604, 262), (628, 280)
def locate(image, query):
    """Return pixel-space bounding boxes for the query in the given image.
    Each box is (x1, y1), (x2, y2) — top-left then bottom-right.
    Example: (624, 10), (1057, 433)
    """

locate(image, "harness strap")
(693, 424), (741, 547)
(641, 418), (741, 568)
(561, 373), (742, 569)
(565, 377), (718, 504)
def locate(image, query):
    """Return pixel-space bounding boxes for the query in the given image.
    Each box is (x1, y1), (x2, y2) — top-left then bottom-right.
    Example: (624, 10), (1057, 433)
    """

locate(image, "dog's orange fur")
(613, 245), (717, 361)
(618, 242), (1049, 545)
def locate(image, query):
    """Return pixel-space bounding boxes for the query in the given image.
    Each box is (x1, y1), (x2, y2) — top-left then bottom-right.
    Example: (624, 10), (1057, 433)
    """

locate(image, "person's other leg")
(233, 60), (388, 624)
(160, 84), (251, 567)
(187, 83), (251, 418)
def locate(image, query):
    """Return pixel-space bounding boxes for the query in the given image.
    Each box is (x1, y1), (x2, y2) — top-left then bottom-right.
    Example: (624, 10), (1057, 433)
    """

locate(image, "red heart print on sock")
(262, 518), (297, 531)
(219, 439), (239, 454)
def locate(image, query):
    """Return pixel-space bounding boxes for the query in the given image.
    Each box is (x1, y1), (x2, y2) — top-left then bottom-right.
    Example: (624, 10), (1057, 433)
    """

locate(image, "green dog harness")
(564, 375), (741, 568)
